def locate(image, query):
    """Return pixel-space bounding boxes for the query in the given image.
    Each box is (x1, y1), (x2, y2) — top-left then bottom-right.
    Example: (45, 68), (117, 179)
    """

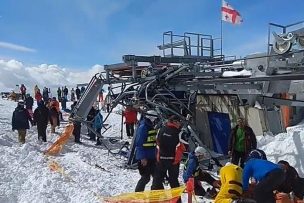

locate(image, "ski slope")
(0, 98), (303, 203)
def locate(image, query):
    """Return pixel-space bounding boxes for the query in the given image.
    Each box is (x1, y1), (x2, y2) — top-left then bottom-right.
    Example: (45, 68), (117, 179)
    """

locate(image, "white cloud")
(0, 59), (104, 95)
(0, 41), (36, 52)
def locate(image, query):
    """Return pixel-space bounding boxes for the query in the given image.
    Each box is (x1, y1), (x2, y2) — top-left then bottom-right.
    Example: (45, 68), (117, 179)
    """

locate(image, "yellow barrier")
(44, 123), (74, 156)
(103, 186), (185, 203)
(47, 153), (186, 203)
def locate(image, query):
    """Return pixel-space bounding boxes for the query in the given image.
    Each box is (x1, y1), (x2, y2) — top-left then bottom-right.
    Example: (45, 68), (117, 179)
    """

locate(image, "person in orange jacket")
(122, 105), (138, 138)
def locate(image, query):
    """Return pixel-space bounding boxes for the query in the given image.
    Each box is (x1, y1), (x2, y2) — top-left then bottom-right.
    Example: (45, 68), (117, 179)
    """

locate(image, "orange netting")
(44, 123), (74, 155)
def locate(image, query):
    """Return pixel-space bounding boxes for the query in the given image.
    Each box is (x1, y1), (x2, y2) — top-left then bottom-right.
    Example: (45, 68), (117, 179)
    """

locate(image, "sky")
(0, 0), (304, 91)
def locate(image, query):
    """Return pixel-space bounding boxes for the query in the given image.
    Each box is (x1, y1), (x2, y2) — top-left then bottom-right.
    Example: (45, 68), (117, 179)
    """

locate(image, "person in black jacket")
(75, 87), (81, 101)
(33, 100), (49, 142)
(12, 100), (33, 144)
(151, 115), (186, 191)
(87, 106), (98, 141)
(277, 160), (304, 199)
(25, 94), (34, 111)
(71, 101), (82, 143)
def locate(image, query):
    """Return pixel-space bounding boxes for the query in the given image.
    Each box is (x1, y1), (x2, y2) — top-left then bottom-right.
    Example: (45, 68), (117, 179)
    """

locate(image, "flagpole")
(221, 17), (223, 60)
(220, 0), (223, 61)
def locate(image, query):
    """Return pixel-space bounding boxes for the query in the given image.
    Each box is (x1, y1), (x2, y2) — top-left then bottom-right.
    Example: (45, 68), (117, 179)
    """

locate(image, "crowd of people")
(11, 84), (90, 144)
(9, 84), (304, 202)
(133, 112), (304, 203)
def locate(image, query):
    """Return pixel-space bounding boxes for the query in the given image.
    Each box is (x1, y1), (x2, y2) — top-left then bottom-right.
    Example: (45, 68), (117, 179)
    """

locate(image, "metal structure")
(69, 21), (304, 165)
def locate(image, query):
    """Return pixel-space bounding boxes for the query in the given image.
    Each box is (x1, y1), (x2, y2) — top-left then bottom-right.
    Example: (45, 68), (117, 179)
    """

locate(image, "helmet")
(194, 146), (209, 159)
(247, 149), (267, 160)
(146, 110), (158, 122)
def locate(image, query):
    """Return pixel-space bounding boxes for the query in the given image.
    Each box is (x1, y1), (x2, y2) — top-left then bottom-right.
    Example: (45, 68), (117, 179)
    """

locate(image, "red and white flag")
(221, 0), (243, 25)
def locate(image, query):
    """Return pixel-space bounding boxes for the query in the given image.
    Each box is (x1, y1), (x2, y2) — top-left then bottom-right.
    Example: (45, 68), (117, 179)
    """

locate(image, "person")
(93, 110), (103, 145)
(71, 88), (75, 102)
(228, 118), (257, 168)
(99, 88), (104, 102)
(242, 154), (285, 203)
(63, 86), (68, 100)
(215, 163), (256, 203)
(151, 115), (186, 191)
(134, 110), (158, 192)
(277, 160), (304, 199)
(105, 95), (112, 113)
(183, 146), (220, 197)
(80, 86), (85, 95)
(75, 87), (81, 101)
(20, 84), (27, 100)
(61, 96), (67, 110)
(57, 87), (62, 102)
(49, 102), (59, 133)
(42, 87), (49, 102)
(87, 106), (98, 141)
(33, 100), (49, 142)
(34, 85), (39, 96)
(122, 105), (138, 138)
(12, 100), (33, 144)
(25, 94), (34, 110)
(247, 149), (267, 160)
(71, 101), (82, 143)
(35, 89), (42, 105)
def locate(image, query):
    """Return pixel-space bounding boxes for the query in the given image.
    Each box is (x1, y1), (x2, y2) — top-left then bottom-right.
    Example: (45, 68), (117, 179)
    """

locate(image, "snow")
(222, 69), (252, 77)
(1, 98), (304, 202)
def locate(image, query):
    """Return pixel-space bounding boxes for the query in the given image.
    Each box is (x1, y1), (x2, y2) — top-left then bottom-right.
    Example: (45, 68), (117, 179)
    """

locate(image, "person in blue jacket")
(242, 153), (285, 203)
(134, 110), (158, 192)
(183, 146), (220, 197)
(93, 110), (103, 146)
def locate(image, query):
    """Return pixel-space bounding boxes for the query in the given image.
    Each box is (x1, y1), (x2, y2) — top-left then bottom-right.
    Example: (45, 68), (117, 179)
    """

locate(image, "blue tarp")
(208, 112), (231, 155)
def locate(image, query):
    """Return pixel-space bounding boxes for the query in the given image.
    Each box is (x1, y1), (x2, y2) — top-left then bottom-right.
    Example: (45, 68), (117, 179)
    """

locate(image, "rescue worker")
(228, 118), (257, 168)
(242, 153), (285, 203)
(134, 110), (158, 192)
(33, 100), (49, 142)
(12, 100), (33, 144)
(215, 163), (256, 203)
(151, 115), (186, 190)
(183, 146), (220, 197)
(122, 105), (137, 138)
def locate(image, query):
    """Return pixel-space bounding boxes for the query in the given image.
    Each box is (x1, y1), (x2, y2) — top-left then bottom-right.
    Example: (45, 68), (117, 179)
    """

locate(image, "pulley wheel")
(273, 40), (292, 54)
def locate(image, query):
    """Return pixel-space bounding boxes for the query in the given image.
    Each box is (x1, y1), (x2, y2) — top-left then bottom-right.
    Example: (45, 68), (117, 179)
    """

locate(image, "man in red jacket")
(122, 105), (138, 138)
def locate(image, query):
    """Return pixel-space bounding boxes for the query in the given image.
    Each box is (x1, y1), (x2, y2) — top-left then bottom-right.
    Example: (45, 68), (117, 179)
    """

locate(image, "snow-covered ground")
(1, 98), (304, 203)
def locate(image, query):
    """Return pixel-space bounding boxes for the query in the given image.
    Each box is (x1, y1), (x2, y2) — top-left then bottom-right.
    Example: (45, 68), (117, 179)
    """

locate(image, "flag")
(221, 0), (243, 24)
